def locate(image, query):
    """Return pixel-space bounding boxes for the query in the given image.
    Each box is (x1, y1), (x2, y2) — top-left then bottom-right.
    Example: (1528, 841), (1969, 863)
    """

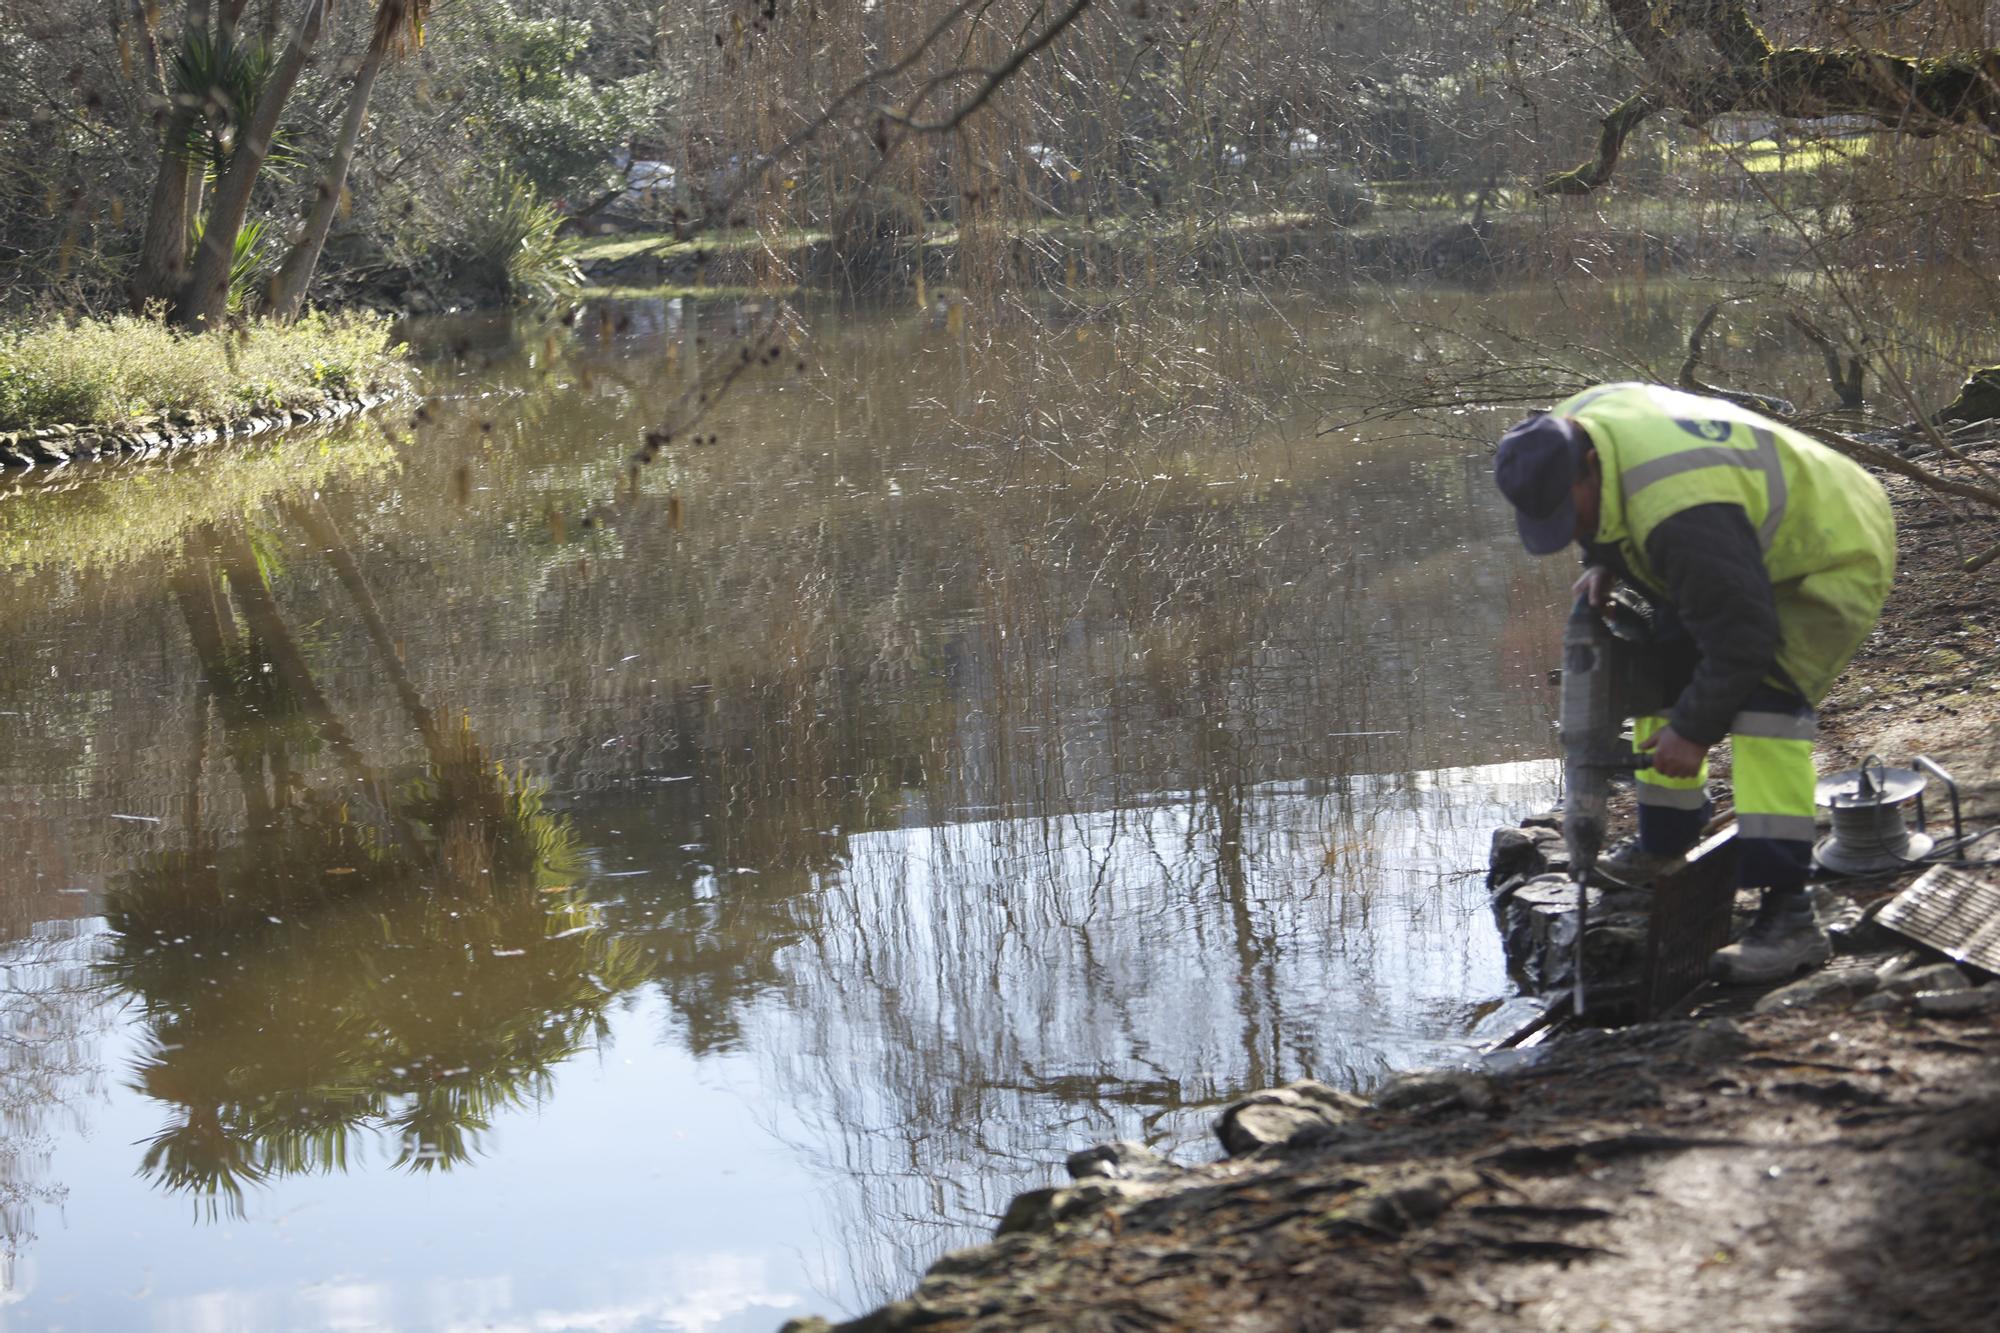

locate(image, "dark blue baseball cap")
(1493, 413), (1589, 555)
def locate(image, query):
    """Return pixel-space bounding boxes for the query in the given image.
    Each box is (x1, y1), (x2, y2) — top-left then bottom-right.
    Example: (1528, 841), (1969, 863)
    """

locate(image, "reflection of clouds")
(436, 1253), (800, 1333)
(303, 1279), (396, 1331)
(156, 1282), (395, 1333)
(155, 1286), (286, 1333)
(140, 1254), (796, 1333)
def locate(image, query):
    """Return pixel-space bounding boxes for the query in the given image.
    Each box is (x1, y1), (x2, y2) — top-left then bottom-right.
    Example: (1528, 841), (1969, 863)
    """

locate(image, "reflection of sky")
(13, 997), (809, 1333)
(4, 763), (1551, 1330)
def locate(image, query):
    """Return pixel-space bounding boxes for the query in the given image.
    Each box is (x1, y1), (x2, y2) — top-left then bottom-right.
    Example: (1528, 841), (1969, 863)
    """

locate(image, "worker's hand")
(1637, 726), (1708, 778)
(1572, 564), (1616, 611)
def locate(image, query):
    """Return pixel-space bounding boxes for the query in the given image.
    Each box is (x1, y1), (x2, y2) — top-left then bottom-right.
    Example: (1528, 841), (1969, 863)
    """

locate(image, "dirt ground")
(785, 469), (2000, 1333)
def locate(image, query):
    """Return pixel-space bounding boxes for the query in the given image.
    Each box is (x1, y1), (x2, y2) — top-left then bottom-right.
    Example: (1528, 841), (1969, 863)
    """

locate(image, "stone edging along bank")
(0, 390), (403, 470)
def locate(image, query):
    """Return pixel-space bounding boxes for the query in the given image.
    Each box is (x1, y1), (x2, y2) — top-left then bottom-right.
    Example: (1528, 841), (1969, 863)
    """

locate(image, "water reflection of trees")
(0, 919), (109, 1288)
(2, 293), (1575, 1303)
(539, 431), (1557, 1300)
(102, 513), (648, 1217)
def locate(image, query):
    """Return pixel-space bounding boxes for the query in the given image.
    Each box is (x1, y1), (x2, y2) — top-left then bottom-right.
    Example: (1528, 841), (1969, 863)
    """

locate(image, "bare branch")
(1784, 311), (1864, 410)
(883, 0), (1096, 135)
(1537, 93), (1659, 197)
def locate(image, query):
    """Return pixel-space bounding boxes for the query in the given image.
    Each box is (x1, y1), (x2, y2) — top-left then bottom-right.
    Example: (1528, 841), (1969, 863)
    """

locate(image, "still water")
(0, 288), (1575, 1330)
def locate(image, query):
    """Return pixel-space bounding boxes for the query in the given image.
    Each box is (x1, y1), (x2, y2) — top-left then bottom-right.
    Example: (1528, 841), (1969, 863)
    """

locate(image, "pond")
(0, 285), (1583, 1330)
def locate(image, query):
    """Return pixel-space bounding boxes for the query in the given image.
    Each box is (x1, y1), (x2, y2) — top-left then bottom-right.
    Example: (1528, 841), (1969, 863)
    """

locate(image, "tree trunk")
(127, 0), (212, 314)
(266, 36), (391, 321)
(130, 125), (202, 313)
(172, 0), (328, 329)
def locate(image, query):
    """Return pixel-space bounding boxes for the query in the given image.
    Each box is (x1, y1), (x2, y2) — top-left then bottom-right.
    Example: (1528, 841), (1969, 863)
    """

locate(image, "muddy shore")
(783, 468), (2000, 1332)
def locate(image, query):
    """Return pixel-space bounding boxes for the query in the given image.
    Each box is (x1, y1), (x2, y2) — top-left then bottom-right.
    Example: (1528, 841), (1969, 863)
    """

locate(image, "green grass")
(575, 209), (1349, 268)
(568, 226), (803, 265)
(1695, 136), (1869, 175)
(582, 282), (795, 301)
(0, 312), (413, 432)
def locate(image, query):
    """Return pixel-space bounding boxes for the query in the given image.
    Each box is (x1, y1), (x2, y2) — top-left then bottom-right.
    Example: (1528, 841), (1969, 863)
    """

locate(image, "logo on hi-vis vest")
(1674, 417), (1734, 441)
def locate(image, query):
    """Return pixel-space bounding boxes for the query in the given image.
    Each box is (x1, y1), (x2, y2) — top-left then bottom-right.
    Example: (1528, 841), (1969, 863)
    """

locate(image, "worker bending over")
(1494, 383), (1895, 984)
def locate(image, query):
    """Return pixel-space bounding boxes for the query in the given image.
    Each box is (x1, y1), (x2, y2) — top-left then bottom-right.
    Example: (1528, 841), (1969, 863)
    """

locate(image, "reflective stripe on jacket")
(1553, 382), (1896, 704)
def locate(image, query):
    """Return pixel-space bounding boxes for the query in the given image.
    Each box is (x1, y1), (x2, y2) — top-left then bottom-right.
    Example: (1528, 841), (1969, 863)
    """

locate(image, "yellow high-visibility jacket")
(1555, 382), (1895, 703)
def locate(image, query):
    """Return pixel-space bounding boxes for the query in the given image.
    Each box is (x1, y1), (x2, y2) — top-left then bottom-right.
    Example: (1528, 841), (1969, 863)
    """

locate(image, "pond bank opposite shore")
(780, 469), (2000, 1332)
(565, 210), (1790, 295)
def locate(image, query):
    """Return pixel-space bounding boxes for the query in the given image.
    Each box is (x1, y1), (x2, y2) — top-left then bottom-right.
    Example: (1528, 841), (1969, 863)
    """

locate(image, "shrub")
(0, 312), (411, 431)
(825, 186), (927, 259)
(423, 169), (580, 303)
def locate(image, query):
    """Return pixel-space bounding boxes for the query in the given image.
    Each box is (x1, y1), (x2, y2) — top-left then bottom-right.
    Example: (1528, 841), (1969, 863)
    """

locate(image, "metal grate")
(1878, 865), (2000, 975)
(1640, 826), (1740, 1018)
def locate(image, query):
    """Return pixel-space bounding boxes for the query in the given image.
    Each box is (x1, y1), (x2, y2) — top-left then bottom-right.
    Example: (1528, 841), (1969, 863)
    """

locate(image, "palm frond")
(167, 28), (280, 175)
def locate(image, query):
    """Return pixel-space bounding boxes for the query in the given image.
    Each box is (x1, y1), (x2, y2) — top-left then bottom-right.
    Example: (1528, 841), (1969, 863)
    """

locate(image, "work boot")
(1709, 888), (1831, 985)
(1596, 836), (1686, 888)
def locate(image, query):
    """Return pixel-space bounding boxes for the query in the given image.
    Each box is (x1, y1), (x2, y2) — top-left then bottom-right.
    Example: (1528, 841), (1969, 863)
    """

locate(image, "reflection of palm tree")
(106, 514), (647, 1215)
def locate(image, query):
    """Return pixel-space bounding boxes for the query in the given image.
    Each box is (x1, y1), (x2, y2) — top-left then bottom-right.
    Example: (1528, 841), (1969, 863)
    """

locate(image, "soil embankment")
(784, 469), (2000, 1332)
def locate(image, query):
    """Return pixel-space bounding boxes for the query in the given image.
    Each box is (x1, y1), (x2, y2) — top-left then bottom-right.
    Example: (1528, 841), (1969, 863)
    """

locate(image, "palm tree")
(129, 1), (255, 313)
(266, 0), (432, 320)
(175, 0), (329, 329)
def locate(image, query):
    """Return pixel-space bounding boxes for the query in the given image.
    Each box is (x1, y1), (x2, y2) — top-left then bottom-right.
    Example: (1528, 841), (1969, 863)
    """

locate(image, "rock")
(995, 1170), (1194, 1238)
(1752, 967), (1880, 1014)
(1535, 829), (1572, 876)
(1494, 874), (1643, 995)
(1374, 1069), (1499, 1115)
(1466, 994), (1550, 1045)
(1488, 827), (1548, 888)
(1214, 1079), (1371, 1157)
(1364, 1180), (1455, 1231)
(1488, 826), (1570, 890)
(1853, 990), (1905, 1015)
(777, 1321), (836, 1333)
(994, 1187), (1060, 1236)
(1667, 1018), (1749, 1063)
(1495, 874), (1581, 973)
(1913, 986), (2000, 1017)
(1065, 1140), (1180, 1182)
(991, 1144), (1197, 1239)
(1883, 962), (1970, 996)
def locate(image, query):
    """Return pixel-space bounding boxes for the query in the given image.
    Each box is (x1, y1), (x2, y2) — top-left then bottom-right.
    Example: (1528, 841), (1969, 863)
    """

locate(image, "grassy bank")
(567, 196), (1804, 297)
(0, 313), (412, 433)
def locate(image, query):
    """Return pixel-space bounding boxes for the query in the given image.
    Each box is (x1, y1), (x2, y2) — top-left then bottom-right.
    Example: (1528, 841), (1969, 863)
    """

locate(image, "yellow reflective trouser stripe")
(1633, 714), (1709, 808)
(1732, 733), (1818, 842)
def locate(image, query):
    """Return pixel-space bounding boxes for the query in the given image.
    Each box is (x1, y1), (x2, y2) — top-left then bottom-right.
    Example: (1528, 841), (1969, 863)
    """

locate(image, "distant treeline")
(5, 1), (2000, 317)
